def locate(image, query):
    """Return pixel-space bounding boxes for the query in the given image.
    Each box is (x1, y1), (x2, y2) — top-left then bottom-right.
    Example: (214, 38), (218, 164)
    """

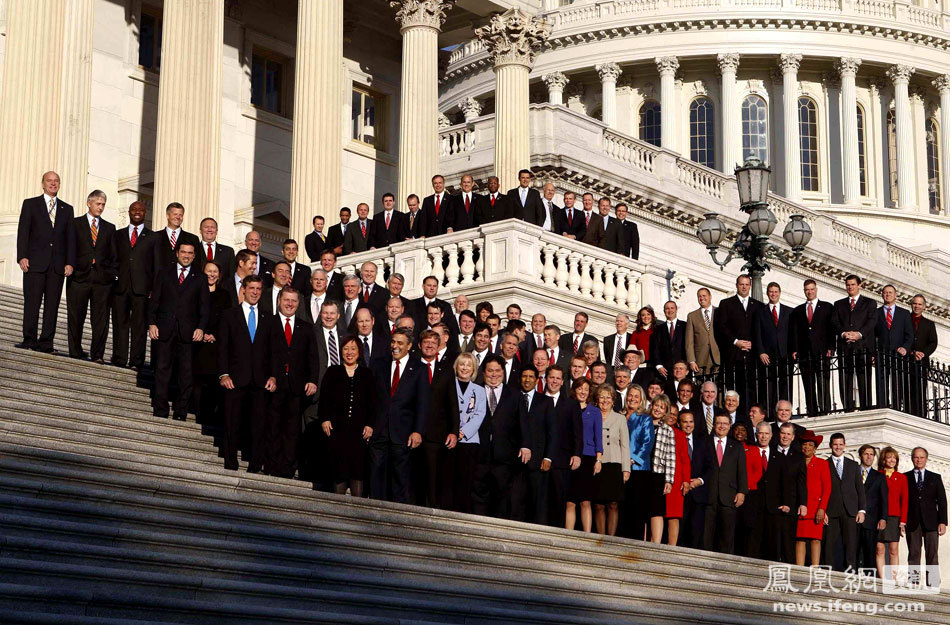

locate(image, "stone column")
(152, 0), (224, 233)
(392, 1), (453, 211)
(887, 64), (917, 211)
(596, 63), (622, 128)
(934, 75), (950, 214)
(458, 97), (482, 122)
(543, 72), (569, 106)
(911, 86), (930, 213)
(655, 56), (679, 151)
(780, 53), (803, 201)
(836, 58), (862, 205)
(475, 9), (551, 191)
(717, 53), (740, 172)
(58, 0), (96, 208)
(868, 78), (886, 206)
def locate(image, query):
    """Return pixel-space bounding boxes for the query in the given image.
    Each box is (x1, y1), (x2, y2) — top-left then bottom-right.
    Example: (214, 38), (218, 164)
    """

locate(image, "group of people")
(13, 170), (946, 586)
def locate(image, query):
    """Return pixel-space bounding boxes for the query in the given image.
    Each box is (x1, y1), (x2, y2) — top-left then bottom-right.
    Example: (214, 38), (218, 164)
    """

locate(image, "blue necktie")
(248, 305), (256, 343)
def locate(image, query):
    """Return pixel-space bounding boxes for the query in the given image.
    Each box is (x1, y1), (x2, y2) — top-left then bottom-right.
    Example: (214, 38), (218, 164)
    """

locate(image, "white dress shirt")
(176, 264), (191, 280)
(472, 347), (489, 365)
(547, 390), (560, 407)
(128, 223), (143, 239)
(542, 199), (553, 231)
(241, 301), (256, 325)
(166, 226), (181, 243)
(279, 313), (294, 335)
(391, 353), (410, 382)
(310, 292), (326, 321)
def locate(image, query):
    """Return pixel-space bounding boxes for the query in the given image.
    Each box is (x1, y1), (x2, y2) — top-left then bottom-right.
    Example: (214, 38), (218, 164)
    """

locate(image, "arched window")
(639, 101), (661, 147)
(798, 97), (819, 192)
(927, 118), (941, 214)
(857, 104), (868, 197)
(689, 97), (716, 168)
(887, 109), (898, 205)
(741, 95), (768, 163)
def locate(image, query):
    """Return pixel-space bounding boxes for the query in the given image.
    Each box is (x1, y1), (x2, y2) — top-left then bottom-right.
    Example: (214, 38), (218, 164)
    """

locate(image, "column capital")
(655, 56), (679, 76)
(910, 84), (926, 104)
(542, 71), (569, 90)
(778, 53), (803, 74)
(438, 112), (452, 128)
(868, 75), (886, 95)
(474, 8), (551, 69)
(933, 74), (950, 94)
(390, 0), (455, 32)
(596, 62), (622, 83)
(617, 74), (635, 93)
(457, 97), (482, 120)
(717, 53), (740, 74)
(835, 57), (862, 78)
(887, 64), (915, 85)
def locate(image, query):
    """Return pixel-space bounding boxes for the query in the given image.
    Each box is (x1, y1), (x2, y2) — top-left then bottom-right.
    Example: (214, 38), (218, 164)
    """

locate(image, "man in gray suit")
(823, 433), (867, 572)
(685, 287), (720, 374)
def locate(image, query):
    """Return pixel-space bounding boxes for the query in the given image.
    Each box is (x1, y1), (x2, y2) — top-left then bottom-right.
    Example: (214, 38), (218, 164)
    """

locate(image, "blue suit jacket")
(373, 357), (430, 444)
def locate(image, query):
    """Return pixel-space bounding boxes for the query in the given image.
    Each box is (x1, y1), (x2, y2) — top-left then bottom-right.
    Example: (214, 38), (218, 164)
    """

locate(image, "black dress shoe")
(35, 346), (54, 354)
(14, 342), (34, 350)
(172, 415), (187, 421)
(153, 412), (169, 419)
(247, 466), (261, 474)
(93, 358), (105, 365)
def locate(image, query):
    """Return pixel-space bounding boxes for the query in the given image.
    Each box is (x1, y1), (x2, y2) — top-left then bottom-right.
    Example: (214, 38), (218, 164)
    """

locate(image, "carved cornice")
(778, 53), (803, 74)
(933, 75), (950, 94)
(474, 8), (552, 69)
(717, 53), (740, 75)
(596, 62), (622, 83)
(887, 64), (915, 85)
(542, 71), (569, 91)
(835, 57), (862, 78)
(391, 0), (455, 31)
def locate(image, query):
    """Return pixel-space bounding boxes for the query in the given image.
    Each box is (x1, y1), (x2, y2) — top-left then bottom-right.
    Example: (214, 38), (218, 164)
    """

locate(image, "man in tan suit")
(685, 287), (720, 374)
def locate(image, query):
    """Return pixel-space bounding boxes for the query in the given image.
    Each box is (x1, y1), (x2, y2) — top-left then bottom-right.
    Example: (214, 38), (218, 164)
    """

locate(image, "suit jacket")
(326, 223), (346, 254)
(875, 305), (915, 354)
(763, 446), (807, 514)
(580, 212), (605, 247)
(268, 315), (320, 394)
(506, 186), (545, 226)
(650, 319), (687, 373)
(631, 367), (655, 390)
(754, 303), (792, 359)
(70, 215), (118, 285)
(255, 253), (275, 287)
(556, 207), (586, 240)
(599, 215), (624, 255)
(603, 332), (632, 369)
(304, 230), (328, 263)
(371, 210), (409, 247)
(421, 192), (455, 237)
(197, 242), (236, 279)
(905, 469), (948, 532)
(411, 297), (459, 335)
(619, 220), (640, 259)
(861, 465), (889, 529)
(425, 368), (463, 444)
(826, 456), (866, 518)
(549, 394), (583, 469)
(357, 283), (389, 319)
(694, 404), (727, 439)
(326, 271), (344, 302)
(685, 308), (720, 370)
(356, 329), (390, 369)
(789, 300), (835, 359)
(342, 219), (376, 255)
(16, 195), (77, 273)
(558, 332), (599, 356)
(147, 265), (211, 341)
(149, 228), (201, 280)
(477, 385), (524, 465)
(217, 304), (272, 387)
(406, 210), (425, 239)
(714, 295), (764, 365)
(912, 316), (938, 364)
(519, 390), (556, 471)
(373, 357), (430, 443)
(288, 262), (312, 295)
(114, 225), (153, 296)
(451, 192), (480, 231)
(473, 192), (513, 226)
(831, 295), (877, 352)
(691, 435), (748, 506)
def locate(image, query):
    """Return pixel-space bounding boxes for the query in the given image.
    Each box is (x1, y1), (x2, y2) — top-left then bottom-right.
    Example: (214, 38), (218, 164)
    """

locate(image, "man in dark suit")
(16, 170), (76, 352)
(342, 202), (375, 255)
(823, 433), (867, 572)
(266, 286), (319, 479)
(763, 422), (807, 563)
(66, 190), (118, 363)
(769, 400), (806, 452)
(149, 202), (200, 282)
(695, 380), (727, 438)
(371, 193), (409, 248)
(579, 193), (604, 248)
(615, 203), (640, 259)
(281, 239), (311, 294)
(222, 248), (257, 308)
(147, 242), (210, 420)
(405, 194), (425, 239)
(857, 444), (889, 572)
(650, 300), (687, 379)
(111, 201), (152, 369)
(831, 275), (877, 410)
(411, 275), (459, 336)
(473, 176), (513, 226)
(259, 261), (292, 316)
(555, 191), (585, 240)
(910, 295), (938, 418)
(325, 207), (350, 256)
(318, 249), (345, 302)
(544, 365), (583, 527)
(875, 284), (915, 410)
(603, 313), (633, 371)
(451, 174), (480, 232)
(506, 169), (545, 226)
(243, 230), (274, 285)
(418, 329), (459, 509)
(714, 274), (763, 411)
(217, 275), (275, 472)
(597, 198), (624, 255)
(304, 215), (328, 263)
(905, 447), (948, 588)
(790, 279), (835, 416)
(511, 365), (556, 524)
(558, 312), (599, 357)
(690, 414), (748, 554)
(370, 328), (430, 503)
(498, 333), (523, 386)
(353, 308), (389, 368)
(197, 217), (235, 277)
(753, 282), (793, 404)
(357, 261), (388, 320)
(421, 175), (454, 237)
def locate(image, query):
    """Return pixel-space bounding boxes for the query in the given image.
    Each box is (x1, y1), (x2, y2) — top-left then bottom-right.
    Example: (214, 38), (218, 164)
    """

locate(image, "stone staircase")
(0, 284), (948, 624)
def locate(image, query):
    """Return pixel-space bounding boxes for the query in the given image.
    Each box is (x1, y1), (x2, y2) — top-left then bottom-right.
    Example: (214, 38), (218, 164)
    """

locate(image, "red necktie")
(169, 230), (177, 249)
(284, 318), (292, 347)
(807, 301), (814, 324)
(716, 438), (724, 466)
(886, 307), (893, 329)
(585, 212), (591, 226)
(361, 221), (366, 238)
(130, 227), (138, 247)
(435, 194), (440, 216)
(549, 349), (555, 366)
(536, 378), (544, 393)
(385, 212), (391, 230)
(490, 194), (495, 206)
(536, 334), (542, 349)
(465, 195), (470, 214)
(772, 306), (779, 327)
(363, 286), (370, 303)
(669, 322), (675, 340)
(178, 268), (185, 284)
(567, 210), (572, 227)
(850, 298), (856, 311)
(391, 361), (401, 396)
(427, 361), (432, 384)
(573, 336), (579, 353)
(761, 449), (768, 472)
(207, 243), (214, 261)
(585, 369), (591, 379)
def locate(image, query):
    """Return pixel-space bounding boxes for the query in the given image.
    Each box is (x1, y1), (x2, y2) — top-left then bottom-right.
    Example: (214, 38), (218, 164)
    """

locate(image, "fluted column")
(392, 1), (453, 209)
(152, 0), (224, 232)
(717, 53), (740, 172)
(780, 53), (803, 201)
(475, 9), (551, 190)
(596, 63), (622, 128)
(836, 58), (862, 205)
(868, 78), (886, 205)
(655, 57), (679, 151)
(934, 75), (950, 214)
(887, 64), (917, 211)
(458, 97), (482, 122)
(543, 72), (569, 105)
(57, 0), (96, 207)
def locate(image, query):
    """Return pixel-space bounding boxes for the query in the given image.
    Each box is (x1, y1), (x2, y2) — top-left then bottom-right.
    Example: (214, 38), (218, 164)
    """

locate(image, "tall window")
(689, 97), (716, 168)
(352, 86), (385, 149)
(798, 97), (819, 192)
(741, 95), (768, 163)
(857, 105), (868, 197)
(639, 101), (661, 147)
(138, 9), (162, 71)
(887, 109), (898, 205)
(927, 118), (941, 214)
(251, 52), (286, 115)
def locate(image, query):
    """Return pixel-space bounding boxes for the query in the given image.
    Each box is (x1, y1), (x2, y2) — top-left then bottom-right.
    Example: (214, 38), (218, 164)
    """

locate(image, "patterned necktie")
(170, 230), (177, 250)
(48, 198), (56, 223)
(90, 218), (98, 246)
(385, 212), (391, 230)
(248, 305), (256, 343)
(850, 298), (856, 311)
(328, 331), (339, 366)
(585, 212), (590, 227)
(179, 268), (186, 284)
(807, 301), (814, 324)
(836, 457), (843, 479)
(522, 392), (530, 411)
(488, 387), (498, 413)
(536, 334), (542, 349)
(886, 306), (893, 330)
(130, 226), (138, 247)
(614, 336), (623, 366)
(345, 301), (353, 326)
(391, 361), (401, 396)
(862, 468), (868, 484)
(705, 405), (713, 434)
(917, 470), (924, 489)
(361, 221), (366, 238)
(703, 308), (710, 332)
(573, 336), (579, 354)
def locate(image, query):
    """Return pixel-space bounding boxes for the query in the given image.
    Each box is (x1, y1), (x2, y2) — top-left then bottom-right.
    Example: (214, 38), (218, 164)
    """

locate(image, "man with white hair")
(697, 381), (726, 438)
(723, 390), (753, 434)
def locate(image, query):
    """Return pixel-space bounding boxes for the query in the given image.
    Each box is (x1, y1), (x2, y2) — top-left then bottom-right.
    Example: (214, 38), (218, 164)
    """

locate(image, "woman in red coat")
(876, 446), (909, 582)
(629, 306), (656, 363)
(663, 406), (690, 546)
(796, 431), (831, 566)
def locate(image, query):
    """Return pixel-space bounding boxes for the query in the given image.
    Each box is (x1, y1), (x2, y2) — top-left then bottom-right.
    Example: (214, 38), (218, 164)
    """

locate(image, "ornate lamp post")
(696, 157), (812, 301)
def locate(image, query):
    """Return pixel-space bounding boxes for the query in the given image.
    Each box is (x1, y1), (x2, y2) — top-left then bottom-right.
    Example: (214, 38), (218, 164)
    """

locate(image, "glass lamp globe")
(746, 206), (778, 237)
(735, 156), (771, 209)
(696, 213), (727, 247)
(783, 214), (813, 249)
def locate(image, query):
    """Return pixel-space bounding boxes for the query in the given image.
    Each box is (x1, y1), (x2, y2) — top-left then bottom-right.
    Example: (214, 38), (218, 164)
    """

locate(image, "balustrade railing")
(603, 130), (657, 174)
(439, 124), (475, 157)
(677, 160), (726, 200)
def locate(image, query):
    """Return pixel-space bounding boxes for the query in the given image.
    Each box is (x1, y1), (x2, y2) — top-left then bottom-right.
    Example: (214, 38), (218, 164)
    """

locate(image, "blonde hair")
(626, 384), (647, 414)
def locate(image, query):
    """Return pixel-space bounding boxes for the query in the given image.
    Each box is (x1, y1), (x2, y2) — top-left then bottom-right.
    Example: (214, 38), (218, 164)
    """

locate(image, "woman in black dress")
(319, 335), (376, 496)
(192, 261), (232, 429)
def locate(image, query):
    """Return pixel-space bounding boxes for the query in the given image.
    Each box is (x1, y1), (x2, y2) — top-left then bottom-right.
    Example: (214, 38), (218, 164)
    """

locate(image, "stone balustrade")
(439, 123), (476, 157)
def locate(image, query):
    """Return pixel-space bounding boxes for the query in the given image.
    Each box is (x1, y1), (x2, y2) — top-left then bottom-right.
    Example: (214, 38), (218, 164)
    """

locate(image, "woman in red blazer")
(663, 406), (690, 546)
(796, 431), (831, 566)
(876, 446), (909, 582)
(630, 306), (656, 363)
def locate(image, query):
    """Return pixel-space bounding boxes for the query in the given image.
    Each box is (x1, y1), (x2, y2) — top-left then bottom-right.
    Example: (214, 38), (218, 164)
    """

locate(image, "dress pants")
(66, 279), (110, 360)
(548, 467), (572, 528)
(111, 290), (147, 367)
(22, 270), (65, 351)
(267, 385), (303, 478)
(510, 467), (548, 524)
(152, 334), (193, 418)
(422, 440), (454, 509)
(765, 512), (798, 563)
(223, 385), (268, 471)
(370, 437), (412, 503)
(858, 527), (879, 573)
(738, 489), (764, 559)
(906, 526), (941, 587)
(800, 354), (832, 416)
(839, 349), (871, 410)
(823, 514), (858, 572)
(703, 502), (737, 554)
(471, 462), (514, 518)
